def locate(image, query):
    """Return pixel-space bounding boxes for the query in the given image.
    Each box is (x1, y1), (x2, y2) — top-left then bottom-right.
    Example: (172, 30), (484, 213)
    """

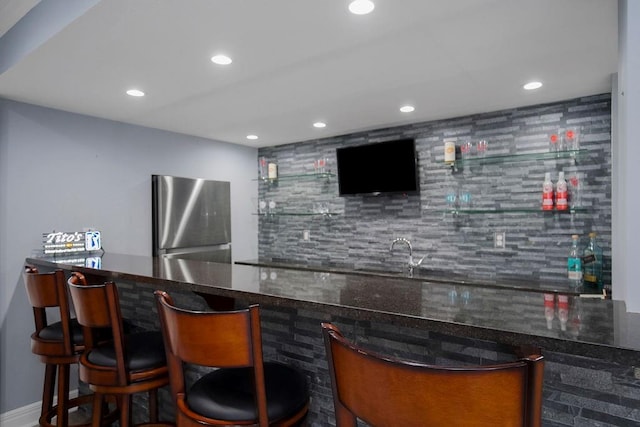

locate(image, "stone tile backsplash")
(258, 94), (612, 287)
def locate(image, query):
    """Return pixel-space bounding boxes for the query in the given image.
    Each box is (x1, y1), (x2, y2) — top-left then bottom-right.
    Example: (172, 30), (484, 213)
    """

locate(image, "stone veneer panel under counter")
(257, 94), (612, 289)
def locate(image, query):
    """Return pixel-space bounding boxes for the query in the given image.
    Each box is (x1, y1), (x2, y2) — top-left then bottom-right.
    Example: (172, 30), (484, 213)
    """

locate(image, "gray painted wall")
(0, 99), (258, 412)
(258, 95), (612, 287)
(613, 0), (640, 312)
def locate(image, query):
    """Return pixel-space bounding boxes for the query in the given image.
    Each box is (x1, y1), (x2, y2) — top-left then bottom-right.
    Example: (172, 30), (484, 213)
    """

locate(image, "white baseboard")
(0, 390), (78, 427)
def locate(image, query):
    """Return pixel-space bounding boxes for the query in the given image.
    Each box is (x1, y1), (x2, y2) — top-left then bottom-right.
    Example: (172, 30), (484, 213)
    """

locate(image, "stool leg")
(56, 364), (70, 427)
(41, 364), (56, 424)
(148, 388), (158, 423)
(119, 395), (131, 427)
(90, 392), (103, 427)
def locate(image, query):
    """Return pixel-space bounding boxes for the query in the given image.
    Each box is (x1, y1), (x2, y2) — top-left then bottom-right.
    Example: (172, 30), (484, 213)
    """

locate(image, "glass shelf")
(445, 149), (587, 169)
(254, 211), (339, 217)
(255, 172), (335, 182)
(428, 207), (588, 215)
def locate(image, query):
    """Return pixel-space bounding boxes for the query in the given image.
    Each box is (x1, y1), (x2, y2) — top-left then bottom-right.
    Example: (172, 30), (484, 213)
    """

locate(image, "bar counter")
(25, 252), (640, 364)
(25, 252), (640, 425)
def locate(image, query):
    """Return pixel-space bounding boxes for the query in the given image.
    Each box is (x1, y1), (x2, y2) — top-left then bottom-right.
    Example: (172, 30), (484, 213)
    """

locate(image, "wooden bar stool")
(23, 266), (93, 427)
(67, 272), (169, 427)
(322, 323), (545, 427)
(154, 290), (309, 427)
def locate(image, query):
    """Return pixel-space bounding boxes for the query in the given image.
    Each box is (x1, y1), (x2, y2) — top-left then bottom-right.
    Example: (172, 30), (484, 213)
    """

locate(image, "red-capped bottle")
(542, 172), (554, 210)
(556, 171), (568, 210)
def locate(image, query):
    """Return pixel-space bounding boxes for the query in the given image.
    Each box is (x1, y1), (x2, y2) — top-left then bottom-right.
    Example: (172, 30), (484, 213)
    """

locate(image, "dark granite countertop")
(25, 253), (640, 365)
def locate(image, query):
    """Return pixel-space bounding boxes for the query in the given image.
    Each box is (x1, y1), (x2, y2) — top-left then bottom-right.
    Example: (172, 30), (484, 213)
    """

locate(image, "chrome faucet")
(390, 237), (426, 275)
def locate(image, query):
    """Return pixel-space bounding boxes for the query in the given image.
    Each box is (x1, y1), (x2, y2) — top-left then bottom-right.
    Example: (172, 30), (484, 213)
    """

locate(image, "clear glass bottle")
(567, 234), (583, 288)
(583, 232), (603, 290)
(542, 172), (554, 210)
(555, 171), (568, 211)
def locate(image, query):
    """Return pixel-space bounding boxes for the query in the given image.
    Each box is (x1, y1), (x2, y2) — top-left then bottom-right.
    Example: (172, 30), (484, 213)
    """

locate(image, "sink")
(355, 265), (473, 285)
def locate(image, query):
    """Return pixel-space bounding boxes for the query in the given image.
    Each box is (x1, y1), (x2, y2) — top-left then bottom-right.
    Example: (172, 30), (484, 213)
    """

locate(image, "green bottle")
(567, 235), (583, 288)
(583, 232), (603, 290)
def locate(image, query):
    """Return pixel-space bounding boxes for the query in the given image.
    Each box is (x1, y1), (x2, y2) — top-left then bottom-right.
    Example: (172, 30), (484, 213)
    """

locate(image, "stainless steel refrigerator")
(152, 175), (231, 263)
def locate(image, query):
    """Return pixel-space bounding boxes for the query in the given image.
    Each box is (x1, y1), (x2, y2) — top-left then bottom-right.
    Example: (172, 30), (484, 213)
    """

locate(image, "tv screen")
(336, 139), (419, 196)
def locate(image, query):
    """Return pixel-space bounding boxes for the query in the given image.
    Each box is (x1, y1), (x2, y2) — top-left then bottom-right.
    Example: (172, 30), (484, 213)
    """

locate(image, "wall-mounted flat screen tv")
(336, 138), (419, 196)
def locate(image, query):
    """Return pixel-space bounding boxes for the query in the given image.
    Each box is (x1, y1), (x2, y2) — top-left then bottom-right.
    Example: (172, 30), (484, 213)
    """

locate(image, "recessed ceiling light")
(523, 81), (543, 90)
(246, 134), (258, 140)
(400, 105), (415, 113)
(313, 122), (327, 128)
(349, 0), (375, 15)
(126, 89), (145, 97)
(211, 54), (232, 65)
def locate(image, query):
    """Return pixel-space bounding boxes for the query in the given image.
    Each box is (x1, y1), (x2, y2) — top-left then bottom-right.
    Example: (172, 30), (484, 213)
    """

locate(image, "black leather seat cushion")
(186, 362), (308, 422)
(38, 318), (84, 344)
(87, 331), (166, 372)
(37, 318), (133, 345)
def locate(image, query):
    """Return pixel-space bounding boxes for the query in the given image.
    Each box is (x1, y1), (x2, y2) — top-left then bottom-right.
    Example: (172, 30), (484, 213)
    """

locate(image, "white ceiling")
(0, 0), (618, 147)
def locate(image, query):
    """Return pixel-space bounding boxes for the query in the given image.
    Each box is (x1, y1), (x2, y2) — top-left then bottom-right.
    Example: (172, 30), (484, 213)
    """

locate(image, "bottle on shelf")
(444, 140), (456, 164)
(583, 232), (603, 290)
(543, 293), (555, 330)
(542, 172), (554, 211)
(268, 162), (278, 179)
(556, 171), (568, 211)
(567, 234), (583, 288)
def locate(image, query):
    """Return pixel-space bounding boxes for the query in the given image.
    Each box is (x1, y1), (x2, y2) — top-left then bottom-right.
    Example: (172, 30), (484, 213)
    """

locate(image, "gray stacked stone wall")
(257, 94), (612, 288)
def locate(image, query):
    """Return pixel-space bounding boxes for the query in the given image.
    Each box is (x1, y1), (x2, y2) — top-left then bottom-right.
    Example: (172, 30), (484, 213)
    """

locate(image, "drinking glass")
(258, 157), (267, 179)
(268, 200), (277, 214)
(258, 199), (267, 215)
(476, 140), (488, 157)
(564, 128), (580, 151)
(549, 132), (563, 155)
(460, 141), (473, 159)
(316, 157), (330, 174)
(445, 190), (458, 209)
(459, 192), (472, 209)
(569, 174), (581, 208)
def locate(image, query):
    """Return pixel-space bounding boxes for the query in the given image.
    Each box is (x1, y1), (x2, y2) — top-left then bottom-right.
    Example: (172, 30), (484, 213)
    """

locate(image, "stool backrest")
(321, 323), (544, 427)
(154, 290), (268, 424)
(67, 272), (128, 384)
(23, 266), (75, 355)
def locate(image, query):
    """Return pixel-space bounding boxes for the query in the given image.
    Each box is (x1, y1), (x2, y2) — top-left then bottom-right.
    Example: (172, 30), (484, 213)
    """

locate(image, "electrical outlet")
(494, 231), (506, 249)
(303, 230), (310, 241)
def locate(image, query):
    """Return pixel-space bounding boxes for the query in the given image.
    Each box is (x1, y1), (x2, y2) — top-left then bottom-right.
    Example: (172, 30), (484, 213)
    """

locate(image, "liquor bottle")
(268, 162), (278, 179)
(583, 232), (603, 290)
(542, 173), (554, 210)
(567, 234), (583, 288)
(556, 172), (568, 211)
(444, 140), (456, 164)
